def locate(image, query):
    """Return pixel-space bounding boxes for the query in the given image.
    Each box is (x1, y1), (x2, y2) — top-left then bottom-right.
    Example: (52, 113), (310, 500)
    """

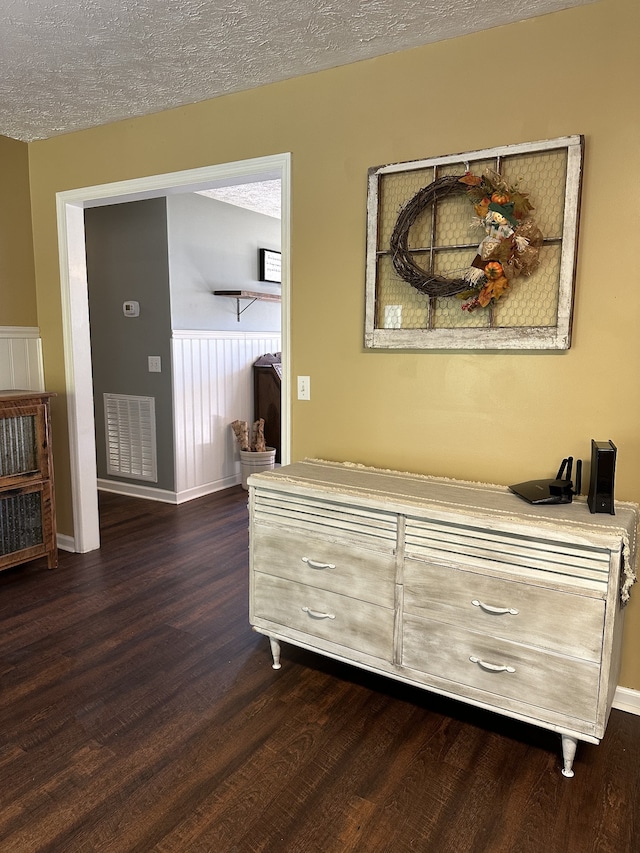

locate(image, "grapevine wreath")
(389, 169), (544, 312)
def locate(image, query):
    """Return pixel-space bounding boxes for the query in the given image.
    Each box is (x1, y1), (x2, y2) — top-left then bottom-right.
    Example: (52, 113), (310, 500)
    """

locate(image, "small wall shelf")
(214, 290), (281, 322)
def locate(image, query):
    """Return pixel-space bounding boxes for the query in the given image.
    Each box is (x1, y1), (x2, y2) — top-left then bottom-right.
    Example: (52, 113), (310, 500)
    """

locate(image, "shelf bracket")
(213, 290), (281, 322)
(235, 297), (258, 322)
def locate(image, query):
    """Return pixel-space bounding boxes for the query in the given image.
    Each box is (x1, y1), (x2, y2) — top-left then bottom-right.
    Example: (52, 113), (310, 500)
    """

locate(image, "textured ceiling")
(198, 181), (282, 219)
(1, 0), (594, 142)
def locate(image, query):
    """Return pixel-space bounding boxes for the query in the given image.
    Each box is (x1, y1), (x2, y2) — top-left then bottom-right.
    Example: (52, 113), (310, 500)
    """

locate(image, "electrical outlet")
(297, 375), (310, 400)
(148, 356), (162, 373)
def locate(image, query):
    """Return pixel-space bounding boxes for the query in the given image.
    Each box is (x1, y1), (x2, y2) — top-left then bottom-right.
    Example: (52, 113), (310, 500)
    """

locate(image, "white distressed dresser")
(248, 459), (638, 776)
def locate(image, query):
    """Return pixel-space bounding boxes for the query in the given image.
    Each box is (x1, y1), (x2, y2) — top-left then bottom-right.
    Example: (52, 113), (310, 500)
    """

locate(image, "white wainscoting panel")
(172, 331), (281, 501)
(0, 327), (45, 391)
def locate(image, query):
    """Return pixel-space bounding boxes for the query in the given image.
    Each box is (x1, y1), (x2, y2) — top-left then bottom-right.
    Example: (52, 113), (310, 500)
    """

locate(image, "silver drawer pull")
(471, 599), (518, 616)
(302, 606), (335, 620)
(469, 655), (515, 674)
(302, 557), (336, 570)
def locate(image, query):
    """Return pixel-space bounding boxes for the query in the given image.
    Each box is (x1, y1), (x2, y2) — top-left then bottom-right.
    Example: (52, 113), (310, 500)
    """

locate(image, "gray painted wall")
(166, 193), (281, 332)
(85, 198), (175, 491)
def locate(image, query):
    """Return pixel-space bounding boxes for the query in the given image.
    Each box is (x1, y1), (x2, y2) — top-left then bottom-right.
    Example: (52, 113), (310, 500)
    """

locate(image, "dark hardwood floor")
(1, 488), (639, 853)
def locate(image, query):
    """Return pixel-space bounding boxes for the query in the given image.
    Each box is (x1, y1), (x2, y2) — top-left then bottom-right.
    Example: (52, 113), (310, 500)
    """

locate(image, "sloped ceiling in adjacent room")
(198, 181), (282, 220)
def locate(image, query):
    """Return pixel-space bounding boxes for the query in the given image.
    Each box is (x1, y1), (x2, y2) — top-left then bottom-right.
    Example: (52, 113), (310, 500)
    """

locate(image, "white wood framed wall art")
(365, 136), (584, 350)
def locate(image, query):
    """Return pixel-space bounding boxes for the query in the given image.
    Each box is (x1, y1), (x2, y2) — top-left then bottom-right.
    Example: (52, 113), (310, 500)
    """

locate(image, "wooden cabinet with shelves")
(0, 390), (57, 572)
(248, 459), (638, 777)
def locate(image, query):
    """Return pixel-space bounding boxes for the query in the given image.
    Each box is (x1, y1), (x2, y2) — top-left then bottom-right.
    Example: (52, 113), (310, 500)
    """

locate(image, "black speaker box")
(587, 439), (617, 514)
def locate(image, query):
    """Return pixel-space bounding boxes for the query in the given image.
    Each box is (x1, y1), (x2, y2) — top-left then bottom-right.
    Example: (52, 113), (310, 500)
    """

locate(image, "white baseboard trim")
(98, 478), (179, 503)
(174, 476), (241, 503)
(57, 533), (76, 552)
(97, 476), (241, 504)
(613, 686), (640, 716)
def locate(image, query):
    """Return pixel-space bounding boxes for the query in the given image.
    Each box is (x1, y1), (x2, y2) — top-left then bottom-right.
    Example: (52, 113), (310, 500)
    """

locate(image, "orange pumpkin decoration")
(491, 191), (510, 205)
(484, 261), (504, 280)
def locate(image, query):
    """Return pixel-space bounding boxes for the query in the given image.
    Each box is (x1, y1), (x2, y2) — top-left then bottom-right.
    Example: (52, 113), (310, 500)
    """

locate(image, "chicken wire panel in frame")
(365, 136), (583, 350)
(375, 254), (430, 330)
(499, 150), (567, 240)
(376, 162), (557, 331)
(492, 243), (561, 328)
(377, 166), (435, 251)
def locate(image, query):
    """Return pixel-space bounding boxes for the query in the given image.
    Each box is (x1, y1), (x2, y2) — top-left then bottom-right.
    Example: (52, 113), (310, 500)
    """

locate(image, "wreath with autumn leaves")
(389, 169), (544, 311)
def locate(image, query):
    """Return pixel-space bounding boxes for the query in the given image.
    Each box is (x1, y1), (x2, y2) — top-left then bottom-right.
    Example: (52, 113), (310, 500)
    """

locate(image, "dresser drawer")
(402, 615), (599, 722)
(252, 524), (396, 607)
(404, 515), (613, 595)
(403, 560), (605, 661)
(253, 572), (395, 661)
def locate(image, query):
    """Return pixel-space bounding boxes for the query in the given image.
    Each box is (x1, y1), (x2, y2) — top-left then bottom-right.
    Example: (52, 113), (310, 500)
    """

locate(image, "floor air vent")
(104, 393), (157, 482)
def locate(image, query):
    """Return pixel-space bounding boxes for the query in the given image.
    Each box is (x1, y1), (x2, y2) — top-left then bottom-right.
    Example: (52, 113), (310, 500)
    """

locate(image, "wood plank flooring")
(1, 488), (639, 852)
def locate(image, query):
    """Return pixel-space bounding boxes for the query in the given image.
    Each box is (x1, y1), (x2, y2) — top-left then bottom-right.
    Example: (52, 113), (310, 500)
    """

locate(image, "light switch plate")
(297, 375), (310, 400)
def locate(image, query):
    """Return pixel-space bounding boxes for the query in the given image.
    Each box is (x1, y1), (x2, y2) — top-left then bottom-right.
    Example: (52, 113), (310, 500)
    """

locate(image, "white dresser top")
(249, 458), (639, 602)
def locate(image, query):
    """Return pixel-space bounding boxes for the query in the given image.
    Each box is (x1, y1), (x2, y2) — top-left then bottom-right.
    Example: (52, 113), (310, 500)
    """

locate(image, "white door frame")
(56, 154), (292, 552)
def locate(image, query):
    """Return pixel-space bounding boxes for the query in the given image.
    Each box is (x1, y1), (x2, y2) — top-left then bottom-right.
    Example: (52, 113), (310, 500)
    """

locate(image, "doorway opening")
(57, 154), (291, 553)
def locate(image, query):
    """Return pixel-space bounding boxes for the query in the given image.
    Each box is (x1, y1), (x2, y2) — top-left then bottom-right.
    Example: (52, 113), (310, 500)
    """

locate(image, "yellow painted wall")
(26, 0), (640, 686)
(0, 135), (37, 324)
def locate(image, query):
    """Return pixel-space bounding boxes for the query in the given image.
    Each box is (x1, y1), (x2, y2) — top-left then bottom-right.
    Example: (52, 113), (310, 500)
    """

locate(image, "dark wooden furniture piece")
(253, 353), (281, 462)
(0, 390), (57, 572)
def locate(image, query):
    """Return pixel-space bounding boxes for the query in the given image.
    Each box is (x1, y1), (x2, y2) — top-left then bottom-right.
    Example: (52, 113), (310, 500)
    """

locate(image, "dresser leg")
(269, 637), (282, 670)
(561, 735), (577, 777)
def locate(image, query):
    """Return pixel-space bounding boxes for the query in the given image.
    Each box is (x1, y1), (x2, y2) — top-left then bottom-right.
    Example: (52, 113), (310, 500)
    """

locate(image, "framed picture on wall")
(259, 248), (281, 283)
(365, 135), (584, 350)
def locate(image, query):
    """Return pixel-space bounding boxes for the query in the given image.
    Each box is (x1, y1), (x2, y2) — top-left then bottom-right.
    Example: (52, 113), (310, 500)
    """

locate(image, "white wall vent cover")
(104, 393), (158, 482)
